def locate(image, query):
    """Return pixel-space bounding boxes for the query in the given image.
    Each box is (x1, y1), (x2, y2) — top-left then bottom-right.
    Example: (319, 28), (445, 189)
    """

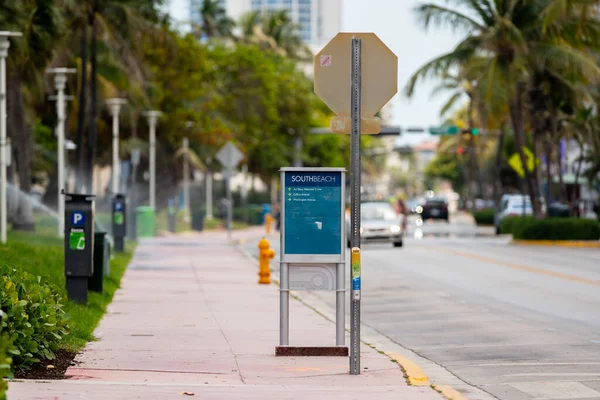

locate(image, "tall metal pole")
(0, 32), (22, 244)
(206, 158), (213, 219)
(48, 68), (76, 237)
(183, 137), (190, 222)
(107, 98), (126, 195)
(226, 169), (232, 241)
(293, 136), (303, 167)
(349, 37), (362, 375)
(144, 111), (161, 210)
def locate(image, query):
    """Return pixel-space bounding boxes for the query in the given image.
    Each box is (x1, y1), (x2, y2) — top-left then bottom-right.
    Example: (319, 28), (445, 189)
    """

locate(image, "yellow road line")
(385, 352), (430, 386)
(512, 240), (600, 248)
(435, 385), (469, 400)
(416, 245), (600, 287)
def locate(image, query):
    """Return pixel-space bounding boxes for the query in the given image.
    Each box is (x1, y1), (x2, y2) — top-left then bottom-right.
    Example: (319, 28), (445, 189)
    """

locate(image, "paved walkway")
(8, 230), (442, 399)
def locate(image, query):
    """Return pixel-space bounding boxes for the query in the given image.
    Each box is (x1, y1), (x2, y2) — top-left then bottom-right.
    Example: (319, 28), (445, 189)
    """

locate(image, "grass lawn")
(0, 228), (135, 353)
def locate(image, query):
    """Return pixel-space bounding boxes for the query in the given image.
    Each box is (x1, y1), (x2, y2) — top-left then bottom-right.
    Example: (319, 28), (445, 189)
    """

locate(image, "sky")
(165, 0), (464, 145)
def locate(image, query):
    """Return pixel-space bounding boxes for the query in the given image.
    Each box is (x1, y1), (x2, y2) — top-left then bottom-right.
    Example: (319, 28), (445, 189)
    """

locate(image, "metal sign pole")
(226, 168), (232, 241)
(349, 37), (362, 375)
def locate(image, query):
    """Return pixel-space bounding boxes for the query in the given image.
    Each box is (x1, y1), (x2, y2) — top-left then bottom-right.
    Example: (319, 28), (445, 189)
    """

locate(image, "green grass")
(0, 229), (135, 353)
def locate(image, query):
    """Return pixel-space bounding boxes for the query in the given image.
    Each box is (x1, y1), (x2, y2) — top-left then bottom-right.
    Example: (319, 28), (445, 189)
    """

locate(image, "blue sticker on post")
(71, 212), (85, 227)
(283, 170), (342, 255)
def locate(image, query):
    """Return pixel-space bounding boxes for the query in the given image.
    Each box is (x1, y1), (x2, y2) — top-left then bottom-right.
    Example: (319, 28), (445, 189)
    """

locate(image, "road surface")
(248, 213), (600, 399)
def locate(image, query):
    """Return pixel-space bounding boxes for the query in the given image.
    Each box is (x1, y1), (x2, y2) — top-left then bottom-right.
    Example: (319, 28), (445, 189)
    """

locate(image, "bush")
(0, 313), (12, 400)
(0, 265), (69, 370)
(516, 218), (600, 241)
(499, 216), (535, 235)
(472, 208), (495, 225)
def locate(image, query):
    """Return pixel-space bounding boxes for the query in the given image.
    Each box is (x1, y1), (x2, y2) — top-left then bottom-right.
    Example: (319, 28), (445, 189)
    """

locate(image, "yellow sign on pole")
(508, 147), (538, 178)
(314, 33), (398, 134)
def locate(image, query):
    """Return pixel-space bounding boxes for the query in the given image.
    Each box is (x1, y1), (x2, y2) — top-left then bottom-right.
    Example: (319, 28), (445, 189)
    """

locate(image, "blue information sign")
(283, 170), (343, 255)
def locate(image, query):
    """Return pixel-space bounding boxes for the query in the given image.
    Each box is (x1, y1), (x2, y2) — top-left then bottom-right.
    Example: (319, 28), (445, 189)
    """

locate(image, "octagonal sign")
(314, 33), (398, 118)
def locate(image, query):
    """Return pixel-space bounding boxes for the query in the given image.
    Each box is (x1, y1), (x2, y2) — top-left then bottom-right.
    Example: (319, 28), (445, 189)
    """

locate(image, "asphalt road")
(246, 213), (600, 399)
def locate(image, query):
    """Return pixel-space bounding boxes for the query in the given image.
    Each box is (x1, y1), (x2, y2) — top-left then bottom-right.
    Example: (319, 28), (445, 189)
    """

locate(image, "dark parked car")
(418, 197), (449, 221)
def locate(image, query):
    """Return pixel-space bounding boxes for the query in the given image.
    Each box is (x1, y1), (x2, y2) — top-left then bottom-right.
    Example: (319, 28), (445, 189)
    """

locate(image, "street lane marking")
(385, 352), (430, 386)
(416, 246), (600, 287)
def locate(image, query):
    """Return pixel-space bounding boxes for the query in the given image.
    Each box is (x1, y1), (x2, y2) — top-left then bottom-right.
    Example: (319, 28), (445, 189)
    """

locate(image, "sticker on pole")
(69, 230), (86, 250)
(351, 247), (361, 300)
(320, 55), (332, 67)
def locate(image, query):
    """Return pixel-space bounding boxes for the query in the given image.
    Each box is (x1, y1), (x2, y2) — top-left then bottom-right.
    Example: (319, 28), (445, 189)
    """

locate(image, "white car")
(346, 202), (405, 248)
(494, 194), (533, 234)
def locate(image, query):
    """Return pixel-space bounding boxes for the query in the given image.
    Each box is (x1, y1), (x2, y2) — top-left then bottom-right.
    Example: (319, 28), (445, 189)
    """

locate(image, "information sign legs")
(336, 262), (345, 346)
(279, 262), (289, 346)
(226, 170), (232, 241)
(349, 37), (362, 375)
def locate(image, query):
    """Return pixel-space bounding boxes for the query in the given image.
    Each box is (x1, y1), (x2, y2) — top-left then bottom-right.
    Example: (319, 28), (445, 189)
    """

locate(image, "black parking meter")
(63, 192), (95, 305)
(112, 194), (126, 252)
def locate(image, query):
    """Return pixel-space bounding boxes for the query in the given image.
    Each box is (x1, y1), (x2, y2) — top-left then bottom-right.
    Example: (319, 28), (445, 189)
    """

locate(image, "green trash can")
(137, 206), (156, 237)
(191, 211), (205, 232)
(89, 232), (106, 293)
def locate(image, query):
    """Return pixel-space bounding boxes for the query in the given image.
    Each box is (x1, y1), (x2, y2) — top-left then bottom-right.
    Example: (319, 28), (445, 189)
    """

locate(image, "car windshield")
(425, 198), (446, 206)
(361, 203), (397, 221)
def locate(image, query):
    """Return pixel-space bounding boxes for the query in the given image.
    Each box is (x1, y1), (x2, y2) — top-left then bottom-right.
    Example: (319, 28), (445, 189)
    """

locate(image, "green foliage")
(0, 313), (13, 400)
(1, 230), (134, 358)
(517, 219), (600, 241)
(425, 151), (465, 191)
(472, 208), (495, 225)
(0, 265), (69, 370)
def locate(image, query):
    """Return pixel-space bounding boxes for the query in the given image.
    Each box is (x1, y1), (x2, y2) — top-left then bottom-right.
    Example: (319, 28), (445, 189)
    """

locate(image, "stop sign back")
(314, 33), (398, 118)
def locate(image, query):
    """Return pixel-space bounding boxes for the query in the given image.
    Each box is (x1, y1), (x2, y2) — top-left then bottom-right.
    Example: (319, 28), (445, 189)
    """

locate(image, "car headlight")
(360, 227), (363, 234)
(416, 206), (423, 214)
(390, 225), (401, 233)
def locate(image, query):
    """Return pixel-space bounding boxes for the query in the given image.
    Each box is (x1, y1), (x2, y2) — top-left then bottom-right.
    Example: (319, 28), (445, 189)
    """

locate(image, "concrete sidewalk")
(8, 230), (443, 400)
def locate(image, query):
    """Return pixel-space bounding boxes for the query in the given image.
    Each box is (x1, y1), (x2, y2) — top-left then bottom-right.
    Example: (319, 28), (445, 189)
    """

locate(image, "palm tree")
(239, 9), (311, 61)
(1, 0), (64, 229)
(193, 0), (235, 40)
(406, 0), (600, 217)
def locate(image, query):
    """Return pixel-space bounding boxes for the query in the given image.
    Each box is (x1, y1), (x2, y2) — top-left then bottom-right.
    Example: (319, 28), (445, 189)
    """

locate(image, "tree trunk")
(467, 96), (483, 201)
(544, 138), (552, 204)
(7, 70), (32, 193)
(76, 25), (88, 192)
(493, 123), (506, 205)
(510, 81), (539, 217)
(557, 137), (566, 202)
(574, 138), (584, 187)
(87, 9), (98, 192)
(6, 70), (34, 230)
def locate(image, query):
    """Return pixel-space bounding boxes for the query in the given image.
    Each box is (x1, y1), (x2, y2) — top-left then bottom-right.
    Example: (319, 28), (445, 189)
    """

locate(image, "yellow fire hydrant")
(258, 237), (275, 284)
(265, 213), (274, 235)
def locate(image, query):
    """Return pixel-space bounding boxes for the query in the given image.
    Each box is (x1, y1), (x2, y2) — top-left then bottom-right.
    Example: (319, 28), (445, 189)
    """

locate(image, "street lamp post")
(143, 111), (161, 210)
(47, 68), (76, 237)
(0, 31), (22, 244)
(206, 158), (213, 219)
(106, 98), (126, 196)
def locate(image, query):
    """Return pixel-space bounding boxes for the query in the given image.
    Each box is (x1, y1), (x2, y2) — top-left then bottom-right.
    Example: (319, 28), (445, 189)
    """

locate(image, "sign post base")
(276, 346), (348, 357)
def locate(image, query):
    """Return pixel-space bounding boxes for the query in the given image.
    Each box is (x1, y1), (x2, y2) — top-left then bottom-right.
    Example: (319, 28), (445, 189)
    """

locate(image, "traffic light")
(471, 128), (479, 136)
(457, 147), (465, 155)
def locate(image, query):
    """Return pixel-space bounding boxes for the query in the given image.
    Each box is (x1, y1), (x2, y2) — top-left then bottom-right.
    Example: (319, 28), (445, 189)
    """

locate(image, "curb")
(234, 240), (484, 400)
(512, 239), (600, 248)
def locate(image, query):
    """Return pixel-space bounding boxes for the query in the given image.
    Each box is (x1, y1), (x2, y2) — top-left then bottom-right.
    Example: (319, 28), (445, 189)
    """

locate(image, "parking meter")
(63, 192), (95, 305)
(112, 193), (126, 252)
(167, 198), (176, 233)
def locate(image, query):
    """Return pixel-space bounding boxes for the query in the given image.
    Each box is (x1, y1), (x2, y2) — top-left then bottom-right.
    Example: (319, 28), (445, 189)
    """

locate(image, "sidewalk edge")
(235, 243), (489, 400)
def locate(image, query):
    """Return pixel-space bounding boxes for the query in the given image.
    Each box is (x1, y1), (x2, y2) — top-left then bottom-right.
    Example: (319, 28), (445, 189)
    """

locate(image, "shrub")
(0, 265), (69, 370)
(499, 216), (533, 235)
(0, 313), (12, 400)
(472, 208), (495, 225)
(516, 218), (600, 241)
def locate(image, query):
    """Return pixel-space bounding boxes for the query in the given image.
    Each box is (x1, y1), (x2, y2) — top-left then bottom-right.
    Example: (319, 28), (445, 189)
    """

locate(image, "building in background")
(190, 0), (341, 51)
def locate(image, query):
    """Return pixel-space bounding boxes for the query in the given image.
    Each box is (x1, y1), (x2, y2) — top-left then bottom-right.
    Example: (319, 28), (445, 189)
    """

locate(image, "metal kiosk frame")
(277, 167), (348, 356)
